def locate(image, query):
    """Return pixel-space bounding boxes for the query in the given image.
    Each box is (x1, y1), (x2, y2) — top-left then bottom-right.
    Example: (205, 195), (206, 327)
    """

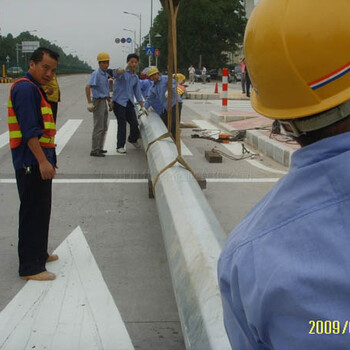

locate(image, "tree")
(140, 0), (247, 72)
(0, 31), (92, 74)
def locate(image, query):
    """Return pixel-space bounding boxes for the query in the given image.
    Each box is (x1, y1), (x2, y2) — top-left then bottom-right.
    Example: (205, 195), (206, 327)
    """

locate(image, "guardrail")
(139, 111), (231, 350)
(0, 77), (13, 84)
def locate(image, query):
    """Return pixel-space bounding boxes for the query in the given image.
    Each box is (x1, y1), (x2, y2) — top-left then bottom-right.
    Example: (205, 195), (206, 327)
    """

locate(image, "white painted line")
(193, 119), (220, 132)
(104, 119), (119, 155)
(0, 226), (134, 350)
(246, 159), (287, 175)
(0, 178), (281, 184)
(181, 140), (193, 156)
(53, 179), (148, 184)
(222, 142), (243, 156)
(207, 178), (280, 183)
(0, 131), (9, 148)
(0, 178), (148, 184)
(193, 119), (288, 175)
(56, 119), (83, 155)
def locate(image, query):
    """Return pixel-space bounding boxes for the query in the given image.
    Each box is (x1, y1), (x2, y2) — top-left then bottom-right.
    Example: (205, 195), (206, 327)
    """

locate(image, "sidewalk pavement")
(185, 82), (299, 167)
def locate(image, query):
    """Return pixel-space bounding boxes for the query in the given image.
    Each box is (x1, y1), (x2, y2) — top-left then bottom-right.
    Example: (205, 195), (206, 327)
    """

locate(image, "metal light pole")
(123, 12), (141, 55)
(149, 0), (153, 66)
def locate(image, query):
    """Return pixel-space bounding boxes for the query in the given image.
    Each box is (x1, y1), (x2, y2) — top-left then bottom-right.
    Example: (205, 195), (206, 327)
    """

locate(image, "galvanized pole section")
(139, 111), (231, 350)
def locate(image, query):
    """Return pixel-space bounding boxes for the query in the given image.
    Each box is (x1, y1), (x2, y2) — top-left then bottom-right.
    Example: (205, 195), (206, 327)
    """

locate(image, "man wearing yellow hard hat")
(85, 52), (110, 157)
(218, 1), (350, 349)
(143, 67), (183, 137)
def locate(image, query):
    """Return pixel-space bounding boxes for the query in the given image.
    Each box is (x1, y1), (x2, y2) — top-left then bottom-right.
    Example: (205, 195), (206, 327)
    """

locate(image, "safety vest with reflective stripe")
(177, 84), (186, 96)
(8, 78), (56, 149)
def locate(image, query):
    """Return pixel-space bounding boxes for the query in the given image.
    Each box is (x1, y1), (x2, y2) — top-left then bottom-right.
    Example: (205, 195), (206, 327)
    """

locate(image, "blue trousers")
(16, 166), (52, 276)
(113, 101), (140, 149)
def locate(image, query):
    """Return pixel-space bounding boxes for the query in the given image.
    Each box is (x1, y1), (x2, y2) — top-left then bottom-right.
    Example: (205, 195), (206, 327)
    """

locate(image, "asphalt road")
(0, 74), (287, 349)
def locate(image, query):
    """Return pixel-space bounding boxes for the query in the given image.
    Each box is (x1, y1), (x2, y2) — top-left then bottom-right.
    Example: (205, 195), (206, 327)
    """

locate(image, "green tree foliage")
(140, 0), (247, 72)
(0, 31), (92, 74)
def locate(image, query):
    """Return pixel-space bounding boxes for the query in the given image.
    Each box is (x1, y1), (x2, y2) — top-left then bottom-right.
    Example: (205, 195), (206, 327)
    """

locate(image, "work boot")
(90, 151), (105, 157)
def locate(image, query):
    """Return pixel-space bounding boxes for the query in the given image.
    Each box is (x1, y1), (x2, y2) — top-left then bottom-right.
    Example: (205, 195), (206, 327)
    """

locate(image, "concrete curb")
(211, 111), (294, 167)
(139, 112), (231, 350)
(187, 91), (249, 101)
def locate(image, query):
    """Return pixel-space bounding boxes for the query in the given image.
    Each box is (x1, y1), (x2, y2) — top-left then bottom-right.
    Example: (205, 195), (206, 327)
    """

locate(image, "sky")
(0, 0), (163, 69)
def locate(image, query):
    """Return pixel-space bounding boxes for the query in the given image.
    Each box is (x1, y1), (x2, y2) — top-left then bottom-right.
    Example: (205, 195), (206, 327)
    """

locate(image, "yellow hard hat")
(148, 67), (160, 77)
(245, 0), (350, 120)
(97, 52), (110, 62)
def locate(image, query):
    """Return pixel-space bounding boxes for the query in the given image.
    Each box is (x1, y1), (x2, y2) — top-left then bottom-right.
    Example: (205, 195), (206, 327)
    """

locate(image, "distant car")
(208, 69), (218, 80)
(231, 65), (242, 82)
(7, 67), (24, 75)
(194, 69), (211, 82)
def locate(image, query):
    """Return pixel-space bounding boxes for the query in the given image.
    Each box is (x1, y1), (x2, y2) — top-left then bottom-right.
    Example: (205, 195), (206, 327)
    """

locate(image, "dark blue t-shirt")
(10, 73), (56, 170)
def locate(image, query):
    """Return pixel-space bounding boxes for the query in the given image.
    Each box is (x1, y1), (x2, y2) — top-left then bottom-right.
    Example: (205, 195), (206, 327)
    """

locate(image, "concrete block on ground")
(205, 150), (223, 163)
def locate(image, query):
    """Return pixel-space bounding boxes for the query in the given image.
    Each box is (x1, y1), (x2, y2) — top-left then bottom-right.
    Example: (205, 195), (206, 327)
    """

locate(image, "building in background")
(243, 0), (259, 18)
(227, 0), (258, 65)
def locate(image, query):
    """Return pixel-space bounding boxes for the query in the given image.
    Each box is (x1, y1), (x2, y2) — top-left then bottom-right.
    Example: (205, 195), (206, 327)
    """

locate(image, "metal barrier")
(139, 111), (231, 350)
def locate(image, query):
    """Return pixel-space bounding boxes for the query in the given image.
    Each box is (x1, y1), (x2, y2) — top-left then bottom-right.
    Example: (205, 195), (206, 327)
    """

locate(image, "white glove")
(138, 107), (149, 118)
(165, 91), (168, 98)
(87, 103), (95, 112)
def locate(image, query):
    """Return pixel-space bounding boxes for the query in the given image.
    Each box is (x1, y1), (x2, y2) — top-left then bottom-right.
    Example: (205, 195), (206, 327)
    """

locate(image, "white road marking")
(56, 119), (83, 155)
(207, 178), (280, 183)
(0, 226), (134, 350)
(0, 179), (148, 184)
(246, 159), (287, 175)
(192, 119), (288, 175)
(104, 119), (119, 155)
(0, 178), (278, 184)
(180, 140), (193, 156)
(193, 119), (220, 132)
(0, 131), (9, 148)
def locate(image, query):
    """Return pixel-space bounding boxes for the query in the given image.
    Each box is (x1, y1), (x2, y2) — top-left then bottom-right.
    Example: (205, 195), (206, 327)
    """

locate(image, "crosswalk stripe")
(55, 119), (83, 155)
(104, 119), (121, 155)
(0, 226), (134, 350)
(0, 131), (9, 149)
(1, 120), (83, 153)
(181, 140), (193, 156)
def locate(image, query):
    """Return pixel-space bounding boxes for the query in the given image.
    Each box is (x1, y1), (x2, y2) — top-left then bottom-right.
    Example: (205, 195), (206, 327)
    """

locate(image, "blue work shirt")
(10, 73), (56, 170)
(144, 75), (182, 112)
(112, 69), (142, 107)
(218, 131), (350, 350)
(139, 79), (152, 99)
(88, 68), (109, 99)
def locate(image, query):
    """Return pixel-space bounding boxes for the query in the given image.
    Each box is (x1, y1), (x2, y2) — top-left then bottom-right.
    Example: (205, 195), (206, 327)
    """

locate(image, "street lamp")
(154, 33), (162, 67)
(149, 0), (153, 66)
(123, 11), (141, 54)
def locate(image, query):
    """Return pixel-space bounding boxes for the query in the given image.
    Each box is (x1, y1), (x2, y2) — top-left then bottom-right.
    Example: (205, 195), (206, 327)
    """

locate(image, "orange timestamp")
(309, 320), (350, 335)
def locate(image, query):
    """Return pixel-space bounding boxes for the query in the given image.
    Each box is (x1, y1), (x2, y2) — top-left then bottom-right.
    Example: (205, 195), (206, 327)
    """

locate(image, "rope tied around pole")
(149, 0), (200, 196)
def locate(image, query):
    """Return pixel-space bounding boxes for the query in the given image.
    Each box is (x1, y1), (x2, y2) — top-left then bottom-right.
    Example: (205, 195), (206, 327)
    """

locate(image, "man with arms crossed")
(8, 47), (59, 281)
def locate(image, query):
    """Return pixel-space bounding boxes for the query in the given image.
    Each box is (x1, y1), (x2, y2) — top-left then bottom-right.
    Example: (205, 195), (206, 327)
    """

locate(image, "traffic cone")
(214, 82), (219, 94)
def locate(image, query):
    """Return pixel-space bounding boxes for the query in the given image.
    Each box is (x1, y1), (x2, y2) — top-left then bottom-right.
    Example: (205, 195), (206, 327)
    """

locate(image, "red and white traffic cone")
(214, 82), (219, 94)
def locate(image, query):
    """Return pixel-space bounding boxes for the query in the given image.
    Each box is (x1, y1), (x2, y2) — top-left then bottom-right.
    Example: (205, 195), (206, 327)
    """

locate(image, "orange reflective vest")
(8, 78), (56, 149)
(177, 84), (186, 96)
